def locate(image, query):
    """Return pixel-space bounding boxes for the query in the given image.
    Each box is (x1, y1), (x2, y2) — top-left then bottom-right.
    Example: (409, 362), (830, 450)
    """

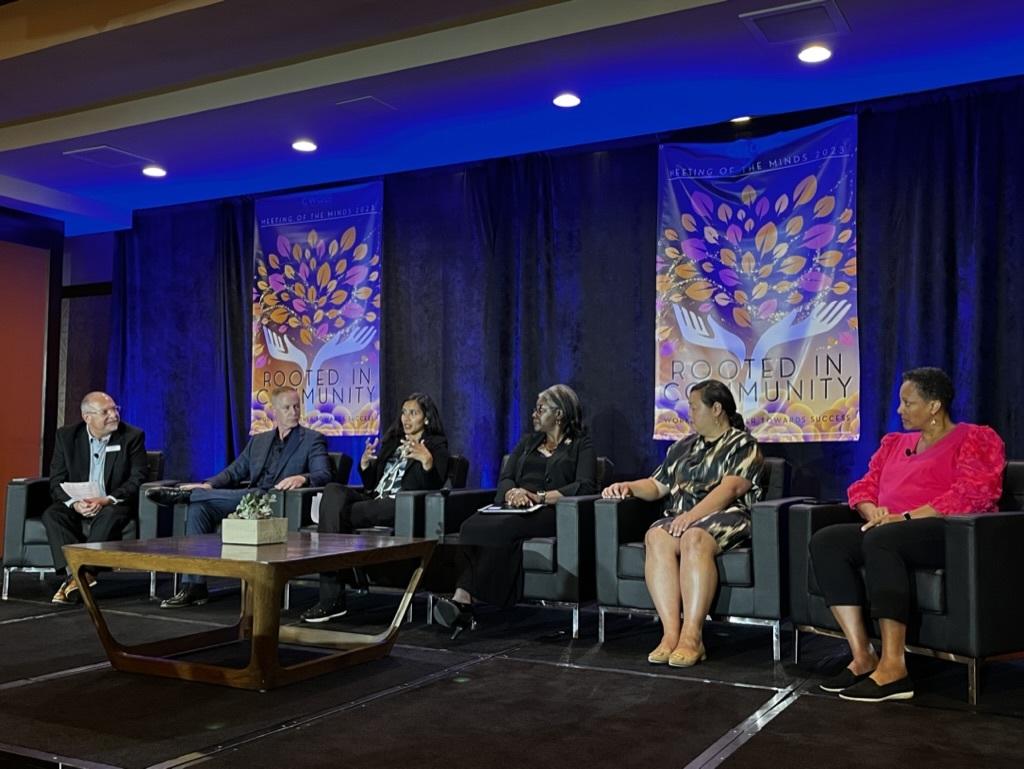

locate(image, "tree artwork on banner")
(656, 118), (859, 442)
(252, 223), (381, 436)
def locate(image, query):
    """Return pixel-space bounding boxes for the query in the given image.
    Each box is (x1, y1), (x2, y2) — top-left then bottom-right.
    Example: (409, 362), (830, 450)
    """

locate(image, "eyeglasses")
(85, 406), (121, 417)
(532, 406), (552, 415)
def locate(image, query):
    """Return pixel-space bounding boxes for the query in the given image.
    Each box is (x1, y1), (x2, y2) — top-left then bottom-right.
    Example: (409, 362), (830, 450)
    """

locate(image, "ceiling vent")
(63, 145), (151, 167)
(740, 0), (850, 44)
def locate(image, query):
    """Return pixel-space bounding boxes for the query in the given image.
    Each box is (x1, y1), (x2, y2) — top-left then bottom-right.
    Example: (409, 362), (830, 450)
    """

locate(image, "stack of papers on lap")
(477, 503), (544, 514)
(60, 481), (101, 501)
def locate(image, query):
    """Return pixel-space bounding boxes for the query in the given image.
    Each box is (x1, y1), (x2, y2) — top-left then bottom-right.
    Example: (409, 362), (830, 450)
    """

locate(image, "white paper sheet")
(60, 481), (102, 501)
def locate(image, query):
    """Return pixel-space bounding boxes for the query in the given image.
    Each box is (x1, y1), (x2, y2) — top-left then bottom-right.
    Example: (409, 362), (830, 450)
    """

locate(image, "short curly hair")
(902, 367), (954, 413)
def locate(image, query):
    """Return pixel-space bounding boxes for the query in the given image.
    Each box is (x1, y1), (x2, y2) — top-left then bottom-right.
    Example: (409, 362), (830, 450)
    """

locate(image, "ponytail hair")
(690, 379), (745, 431)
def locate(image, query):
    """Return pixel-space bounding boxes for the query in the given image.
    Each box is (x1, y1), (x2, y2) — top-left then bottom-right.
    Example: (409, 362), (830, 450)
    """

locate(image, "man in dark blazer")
(43, 391), (149, 604)
(152, 386), (331, 608)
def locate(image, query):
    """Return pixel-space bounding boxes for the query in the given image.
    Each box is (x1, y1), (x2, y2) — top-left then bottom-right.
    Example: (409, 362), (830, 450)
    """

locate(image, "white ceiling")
(1, 0), (1022, 234)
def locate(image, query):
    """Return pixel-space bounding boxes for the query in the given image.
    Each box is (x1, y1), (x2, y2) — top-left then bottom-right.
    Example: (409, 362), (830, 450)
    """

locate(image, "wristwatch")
(538, 490), (547, 505)
(901, 511), (912, 520)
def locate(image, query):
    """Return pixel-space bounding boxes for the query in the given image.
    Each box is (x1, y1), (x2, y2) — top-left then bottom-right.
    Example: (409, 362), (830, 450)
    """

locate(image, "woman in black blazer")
(301, 392), (449, 622)
(434, 384), (596, 636)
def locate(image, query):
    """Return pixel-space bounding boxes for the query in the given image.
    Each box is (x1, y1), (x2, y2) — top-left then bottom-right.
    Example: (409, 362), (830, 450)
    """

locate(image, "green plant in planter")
(228, 491), (278, 520)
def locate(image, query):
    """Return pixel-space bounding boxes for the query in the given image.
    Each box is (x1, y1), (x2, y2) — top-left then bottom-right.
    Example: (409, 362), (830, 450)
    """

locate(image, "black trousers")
(41, 502), (132, 574)
(455, 507), (555, 608)
(809, 518), (946, 625)
(316, 483), (396, 605)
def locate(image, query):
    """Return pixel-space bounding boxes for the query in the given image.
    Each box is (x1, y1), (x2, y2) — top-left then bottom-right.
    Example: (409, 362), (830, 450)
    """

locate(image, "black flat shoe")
(160, 585), (209, 609)
(146, 487), (193, 506)
(839, 675), (914, 702)
(819, 667), (874, 693)
(433, 598), (475, 640)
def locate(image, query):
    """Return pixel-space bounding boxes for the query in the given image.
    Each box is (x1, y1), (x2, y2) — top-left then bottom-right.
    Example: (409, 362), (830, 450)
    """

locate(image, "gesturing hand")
(401, 438), (432, 469)
(361, 437), (380, 470)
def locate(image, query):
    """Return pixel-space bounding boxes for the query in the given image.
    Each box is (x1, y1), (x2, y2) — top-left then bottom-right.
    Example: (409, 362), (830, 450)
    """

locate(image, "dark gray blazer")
(206, 426), (331, 489)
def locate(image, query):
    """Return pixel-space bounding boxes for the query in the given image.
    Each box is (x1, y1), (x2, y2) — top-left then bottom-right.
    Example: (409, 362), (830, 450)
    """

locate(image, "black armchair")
(789, 460), (1024, 704)
(593, 457), (797, 661)
(422, 456), (614, 638)
(3, 451), (165, 600)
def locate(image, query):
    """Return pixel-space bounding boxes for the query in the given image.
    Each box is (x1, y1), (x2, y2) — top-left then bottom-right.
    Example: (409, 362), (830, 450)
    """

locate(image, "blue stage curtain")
(107, 76), (1024, 496)
(379, 149), (658, 486)
(108, 199), (254, 481)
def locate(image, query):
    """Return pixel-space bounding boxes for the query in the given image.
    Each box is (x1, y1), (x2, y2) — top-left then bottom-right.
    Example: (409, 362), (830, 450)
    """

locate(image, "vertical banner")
(655, 117), (859, 442)
(252, 182), (382, 436)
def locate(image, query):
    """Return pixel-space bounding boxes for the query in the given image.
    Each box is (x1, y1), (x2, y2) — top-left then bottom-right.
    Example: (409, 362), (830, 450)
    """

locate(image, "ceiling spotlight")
(730, 116), (752, 123)
(292, 139), (317, 152)
(142, 165), (167, 178)
(552, 93), (581, 108)
(798, 45), (832, 63)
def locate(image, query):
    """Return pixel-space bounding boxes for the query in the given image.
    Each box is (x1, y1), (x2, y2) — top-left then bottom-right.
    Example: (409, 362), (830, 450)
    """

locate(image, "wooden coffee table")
(63, 532), (435, 690)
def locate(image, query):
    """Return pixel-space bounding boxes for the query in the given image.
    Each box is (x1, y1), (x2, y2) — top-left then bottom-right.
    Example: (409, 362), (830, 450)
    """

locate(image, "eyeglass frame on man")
(84, 405), (121, 417)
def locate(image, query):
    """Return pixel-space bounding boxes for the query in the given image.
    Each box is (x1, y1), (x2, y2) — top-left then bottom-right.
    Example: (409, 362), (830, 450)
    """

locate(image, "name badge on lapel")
(105, 445), (121, 453)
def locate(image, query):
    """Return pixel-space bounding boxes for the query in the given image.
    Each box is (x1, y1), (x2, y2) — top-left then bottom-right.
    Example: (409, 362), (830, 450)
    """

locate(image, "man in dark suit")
(43, 391), (149, 604)
(152, 386), (331, 608)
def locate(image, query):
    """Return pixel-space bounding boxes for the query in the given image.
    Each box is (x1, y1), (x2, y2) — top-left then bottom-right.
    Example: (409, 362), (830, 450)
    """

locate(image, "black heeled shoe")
(433, 597), (475, 640)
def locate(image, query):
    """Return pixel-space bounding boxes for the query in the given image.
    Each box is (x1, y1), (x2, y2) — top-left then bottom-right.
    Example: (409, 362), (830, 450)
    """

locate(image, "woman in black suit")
(301, 392), (449, 622)
(434, 384), (597, 636)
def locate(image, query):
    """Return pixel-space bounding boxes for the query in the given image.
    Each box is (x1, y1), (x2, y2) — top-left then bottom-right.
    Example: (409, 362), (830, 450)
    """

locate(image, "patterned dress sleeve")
(847, 433), (902, 508)
(929, 425), (1006, 514)
(651, 437), (690, 488)
(721, 432), (764, 489)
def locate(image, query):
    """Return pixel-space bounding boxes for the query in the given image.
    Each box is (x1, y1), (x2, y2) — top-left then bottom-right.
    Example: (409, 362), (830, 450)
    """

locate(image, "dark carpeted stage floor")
(1, 571), (1022, 769)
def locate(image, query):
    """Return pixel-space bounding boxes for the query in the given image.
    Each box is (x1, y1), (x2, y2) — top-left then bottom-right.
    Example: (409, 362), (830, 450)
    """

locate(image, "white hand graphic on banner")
(750, 300), (851, 363)
(263, 326), (309, 370)
(672, 303), (747, 366)
(305, 326), (377, 412)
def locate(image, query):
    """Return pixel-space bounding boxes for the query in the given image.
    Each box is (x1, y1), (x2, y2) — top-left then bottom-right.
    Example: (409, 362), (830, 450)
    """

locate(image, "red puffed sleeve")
(847, 432), (903, 508)
(930, 424), (1005, 514)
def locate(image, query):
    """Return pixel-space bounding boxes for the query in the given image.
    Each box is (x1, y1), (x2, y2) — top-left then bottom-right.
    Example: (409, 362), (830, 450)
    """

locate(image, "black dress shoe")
(160, 585), (209, 609)
(146, 486), (193, 506)
(433, 597), (475, 640)
(839, 675), (914, 702)
(819, 667), (874, 693)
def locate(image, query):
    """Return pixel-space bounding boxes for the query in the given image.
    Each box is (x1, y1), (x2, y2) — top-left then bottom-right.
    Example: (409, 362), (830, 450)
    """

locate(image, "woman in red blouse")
(810, 367), (1004, 702)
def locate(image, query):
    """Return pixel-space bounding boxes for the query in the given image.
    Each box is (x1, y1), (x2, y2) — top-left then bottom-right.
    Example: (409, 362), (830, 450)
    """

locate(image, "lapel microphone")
(905, 448), (915, 456)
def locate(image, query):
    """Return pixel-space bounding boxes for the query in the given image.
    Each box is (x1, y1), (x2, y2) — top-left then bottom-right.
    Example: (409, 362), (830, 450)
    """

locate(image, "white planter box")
(221, 516), (288, 545)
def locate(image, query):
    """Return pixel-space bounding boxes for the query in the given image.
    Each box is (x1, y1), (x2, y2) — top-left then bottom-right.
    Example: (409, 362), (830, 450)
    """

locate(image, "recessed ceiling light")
(142, 165), (166, 178)
(292, 139), (317, 152)
(730, 116), (752, 123)
(552, 93), (581, 108)
(798, 44), (832, 63)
